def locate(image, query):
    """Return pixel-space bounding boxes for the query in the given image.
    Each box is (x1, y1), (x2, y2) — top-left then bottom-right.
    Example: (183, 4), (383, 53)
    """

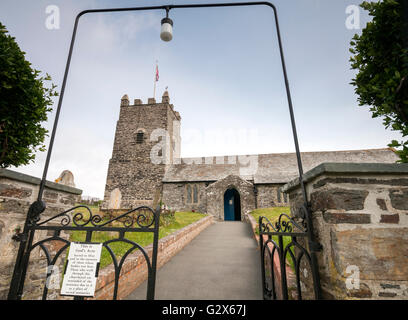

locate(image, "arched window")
(193, 185), (198, 203)
(136, 131), (144, 144)
(283, 192), (288, 203)
(277, 188), (281, 203)
(185, 184), (199, 204)
(186, 185), (192, 204)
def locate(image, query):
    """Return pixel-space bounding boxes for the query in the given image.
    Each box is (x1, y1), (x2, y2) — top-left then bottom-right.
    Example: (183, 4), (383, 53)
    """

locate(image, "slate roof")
(162, 148), (399, 184)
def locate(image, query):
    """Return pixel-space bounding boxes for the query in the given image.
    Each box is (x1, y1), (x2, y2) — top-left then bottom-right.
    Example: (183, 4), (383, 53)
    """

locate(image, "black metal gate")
(259, 204), (322, 300)
(8, 202), (160, 300)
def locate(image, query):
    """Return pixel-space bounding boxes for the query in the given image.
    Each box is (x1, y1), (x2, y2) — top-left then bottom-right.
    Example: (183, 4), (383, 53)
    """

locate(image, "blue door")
(224, 189), (240, 221)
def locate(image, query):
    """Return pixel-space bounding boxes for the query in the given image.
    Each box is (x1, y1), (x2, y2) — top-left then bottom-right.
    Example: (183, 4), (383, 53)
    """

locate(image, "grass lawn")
(250, 207), (291, 228)
(68, 207), (206, 269)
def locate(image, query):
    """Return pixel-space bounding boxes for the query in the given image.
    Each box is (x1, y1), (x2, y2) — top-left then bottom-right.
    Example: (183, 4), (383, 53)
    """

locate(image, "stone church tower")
(101, 91), (181, 210)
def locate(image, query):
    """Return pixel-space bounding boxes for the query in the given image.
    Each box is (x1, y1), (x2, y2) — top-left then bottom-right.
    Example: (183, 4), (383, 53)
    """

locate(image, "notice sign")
(60, 242), (102, 297)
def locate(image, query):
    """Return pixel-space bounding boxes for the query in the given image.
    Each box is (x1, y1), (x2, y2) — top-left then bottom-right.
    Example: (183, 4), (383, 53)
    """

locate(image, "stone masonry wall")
(162, 181), (291, 215)
(256, 184), (289, 208)
(0, 169), (82, 300)
(283, 163), (408, 300)
(162, 182), (208, 213)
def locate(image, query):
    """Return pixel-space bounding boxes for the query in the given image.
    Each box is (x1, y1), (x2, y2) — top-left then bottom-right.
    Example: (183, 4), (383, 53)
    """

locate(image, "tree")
(350, 0), (408, 162)
(0, 22), (57, 168)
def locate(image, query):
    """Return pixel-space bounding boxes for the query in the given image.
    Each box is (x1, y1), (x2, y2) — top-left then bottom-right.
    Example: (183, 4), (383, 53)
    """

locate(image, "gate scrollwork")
(8, 204), (160, 300)
(259, 204), (321, 300)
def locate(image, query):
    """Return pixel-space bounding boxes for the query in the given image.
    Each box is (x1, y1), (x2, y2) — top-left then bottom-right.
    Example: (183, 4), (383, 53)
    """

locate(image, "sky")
(0, 0), (402, 199)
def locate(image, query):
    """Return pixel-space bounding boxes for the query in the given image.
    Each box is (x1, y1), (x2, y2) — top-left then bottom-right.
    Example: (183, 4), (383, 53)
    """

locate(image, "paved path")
(126, 221), (262, 300)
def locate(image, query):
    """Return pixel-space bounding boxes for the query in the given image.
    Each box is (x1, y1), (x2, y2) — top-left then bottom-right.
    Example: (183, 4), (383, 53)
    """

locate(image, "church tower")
(102, 91), (181, 211)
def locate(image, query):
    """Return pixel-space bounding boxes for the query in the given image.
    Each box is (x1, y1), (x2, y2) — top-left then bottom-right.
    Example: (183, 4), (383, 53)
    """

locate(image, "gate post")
(8, 201), (46, 300)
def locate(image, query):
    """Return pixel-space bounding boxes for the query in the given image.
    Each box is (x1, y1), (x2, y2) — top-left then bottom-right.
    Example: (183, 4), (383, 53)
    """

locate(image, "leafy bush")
(0, 22), (58, 168)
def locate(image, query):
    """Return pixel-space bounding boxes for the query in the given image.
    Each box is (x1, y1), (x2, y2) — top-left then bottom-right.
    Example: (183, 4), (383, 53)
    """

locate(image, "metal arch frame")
(8, 2), (322, 300)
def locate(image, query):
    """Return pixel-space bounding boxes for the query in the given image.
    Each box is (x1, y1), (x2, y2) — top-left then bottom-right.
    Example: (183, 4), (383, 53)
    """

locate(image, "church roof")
(162, 148), (399, 184)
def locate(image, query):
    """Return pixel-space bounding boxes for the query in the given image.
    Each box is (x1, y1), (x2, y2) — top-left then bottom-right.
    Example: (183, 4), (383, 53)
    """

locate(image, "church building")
(101, 91), (399, 221)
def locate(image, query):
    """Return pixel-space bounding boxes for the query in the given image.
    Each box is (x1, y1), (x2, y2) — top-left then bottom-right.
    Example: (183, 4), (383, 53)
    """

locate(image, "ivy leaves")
(350, 0), (408, 162)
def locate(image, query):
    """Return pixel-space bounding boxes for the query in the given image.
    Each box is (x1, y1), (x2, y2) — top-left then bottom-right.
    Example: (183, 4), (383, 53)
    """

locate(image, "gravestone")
(55, 170), (76, 188)
(108, 188), (122, 209)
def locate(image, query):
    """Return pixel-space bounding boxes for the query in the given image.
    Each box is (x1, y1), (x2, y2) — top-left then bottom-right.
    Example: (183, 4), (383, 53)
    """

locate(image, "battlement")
(121, 90), (171, 106)
(120, 91), (181, 120)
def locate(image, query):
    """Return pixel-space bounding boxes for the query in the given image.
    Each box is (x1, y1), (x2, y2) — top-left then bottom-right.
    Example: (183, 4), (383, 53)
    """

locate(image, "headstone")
(108, 188), (122, 209)
(55, 170), (75, 187)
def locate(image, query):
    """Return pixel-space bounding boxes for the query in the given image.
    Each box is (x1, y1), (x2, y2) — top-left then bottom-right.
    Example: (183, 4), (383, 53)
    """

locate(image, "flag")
(155, 65), (159, 82)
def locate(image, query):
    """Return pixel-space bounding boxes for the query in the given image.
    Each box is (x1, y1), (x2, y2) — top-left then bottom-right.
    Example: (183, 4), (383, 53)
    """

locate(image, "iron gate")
(8, 201), (160, 300)
(259, 204), (322, 300)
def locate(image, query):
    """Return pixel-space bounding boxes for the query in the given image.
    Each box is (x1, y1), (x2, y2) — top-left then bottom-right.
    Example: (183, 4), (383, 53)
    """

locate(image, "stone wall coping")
(282, 162), (408, 193)
(0, 168), (82, 195)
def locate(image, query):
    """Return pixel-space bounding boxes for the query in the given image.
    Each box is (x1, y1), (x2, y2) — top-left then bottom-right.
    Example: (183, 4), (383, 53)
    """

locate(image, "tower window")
(136, 132), (144, 144)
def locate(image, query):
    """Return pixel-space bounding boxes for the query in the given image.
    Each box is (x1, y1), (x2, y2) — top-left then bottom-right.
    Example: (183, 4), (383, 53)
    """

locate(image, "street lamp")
(160, 7), (173, 41)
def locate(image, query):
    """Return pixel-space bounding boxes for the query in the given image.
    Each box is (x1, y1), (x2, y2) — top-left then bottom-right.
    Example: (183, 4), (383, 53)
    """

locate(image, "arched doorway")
(223, 188), (241, 221)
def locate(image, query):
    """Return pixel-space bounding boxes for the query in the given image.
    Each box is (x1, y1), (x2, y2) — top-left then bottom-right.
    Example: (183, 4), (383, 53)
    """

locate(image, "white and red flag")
(155, 65), (159, 81)
(153, 61), (159, 99)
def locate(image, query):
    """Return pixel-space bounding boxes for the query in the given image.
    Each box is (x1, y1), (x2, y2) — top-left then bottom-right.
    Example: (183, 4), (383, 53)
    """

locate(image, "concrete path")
(126, 221), (263, 300)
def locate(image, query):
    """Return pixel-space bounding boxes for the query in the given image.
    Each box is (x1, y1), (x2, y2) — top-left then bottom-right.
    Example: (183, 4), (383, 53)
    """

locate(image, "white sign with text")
(60, 242), (102, 297)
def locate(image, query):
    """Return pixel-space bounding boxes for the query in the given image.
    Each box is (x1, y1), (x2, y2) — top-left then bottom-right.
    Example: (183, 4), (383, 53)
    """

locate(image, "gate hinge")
(12, 232), (27, 242)
(28, 200), (46, 225)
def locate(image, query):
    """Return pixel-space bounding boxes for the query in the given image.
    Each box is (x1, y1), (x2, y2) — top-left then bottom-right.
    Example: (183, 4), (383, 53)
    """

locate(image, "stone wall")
(162, 180), (291, 217)
(206, 175), (255, 221)
(282, 163), (408, 300)
(91, 215), (213, 300)
(256, 184), (289, 208)
(162, 182), (208, 213)
(0, 169), (82, 300)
